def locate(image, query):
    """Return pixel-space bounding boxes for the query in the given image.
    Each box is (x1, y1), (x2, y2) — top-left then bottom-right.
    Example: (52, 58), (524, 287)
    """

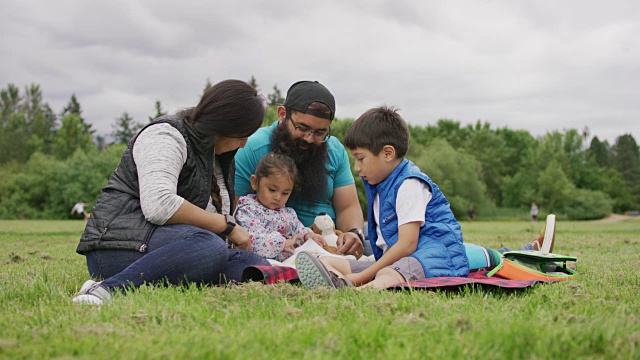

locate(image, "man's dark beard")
(270, 121), (328, 204)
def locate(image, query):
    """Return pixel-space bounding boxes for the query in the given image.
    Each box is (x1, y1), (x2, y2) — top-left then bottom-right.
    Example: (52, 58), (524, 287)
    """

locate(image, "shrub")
(563, 188), (612, 220)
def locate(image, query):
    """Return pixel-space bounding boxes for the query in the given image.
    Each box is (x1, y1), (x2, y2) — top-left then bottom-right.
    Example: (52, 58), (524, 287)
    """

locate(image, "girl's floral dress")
(235, 194), (314, 262)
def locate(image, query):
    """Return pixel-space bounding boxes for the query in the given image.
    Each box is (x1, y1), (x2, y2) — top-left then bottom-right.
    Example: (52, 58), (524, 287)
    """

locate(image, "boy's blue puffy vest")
(365, 159), (469, 278)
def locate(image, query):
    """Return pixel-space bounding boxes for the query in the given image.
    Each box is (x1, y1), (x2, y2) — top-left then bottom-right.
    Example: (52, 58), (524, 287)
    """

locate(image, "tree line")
(1, 79), (638, 220)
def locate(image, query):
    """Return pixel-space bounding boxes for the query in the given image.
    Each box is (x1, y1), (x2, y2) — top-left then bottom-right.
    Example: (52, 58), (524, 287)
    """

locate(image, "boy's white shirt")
(374, 178), (432, 253)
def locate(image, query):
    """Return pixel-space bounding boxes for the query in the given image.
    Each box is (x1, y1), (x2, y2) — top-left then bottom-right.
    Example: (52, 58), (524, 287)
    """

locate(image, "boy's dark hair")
(344, 106), (409, 157)
(255, 152), (299, 187)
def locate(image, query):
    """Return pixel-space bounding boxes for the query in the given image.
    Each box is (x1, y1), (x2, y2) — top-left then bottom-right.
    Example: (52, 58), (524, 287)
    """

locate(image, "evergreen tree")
(112, 112), (143, 144)
(248, 75), (259, 92)
(588, 136), (611, 168)
(60, 94), (94, 134)
(52, 114), (95, 160)
(0, 84), (57, 163)
(0, 83), (22, 122)
(23, 85), (57, 155)
(148, 100), (167, 122)
(267, 84), (284, 106)
(60, 94), (82, 119)
(612, 134), (640, 202)
(95, 135), (107, 152)
(0, 112), (30, 163)
(203, 78), (212, 95)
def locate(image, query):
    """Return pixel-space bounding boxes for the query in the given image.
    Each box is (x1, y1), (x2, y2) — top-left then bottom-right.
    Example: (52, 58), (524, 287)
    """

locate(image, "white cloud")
(1, 0), (638, 144)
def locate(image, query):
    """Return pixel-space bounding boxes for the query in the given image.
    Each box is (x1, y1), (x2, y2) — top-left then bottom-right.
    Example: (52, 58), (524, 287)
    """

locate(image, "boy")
(296, 106), (469, 289)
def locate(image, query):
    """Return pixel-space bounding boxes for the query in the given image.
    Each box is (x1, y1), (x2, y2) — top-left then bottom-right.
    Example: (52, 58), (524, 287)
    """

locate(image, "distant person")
(72, 79), (270, 305)
(70, 201), (91, 221)
(531, 202), (539, 222)
(234, 153), (326, 262)
(467, 203), (475, 222)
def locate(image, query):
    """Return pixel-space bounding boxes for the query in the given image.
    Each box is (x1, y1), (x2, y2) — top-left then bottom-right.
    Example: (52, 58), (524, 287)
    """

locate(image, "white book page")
(267, 240), (356, 268)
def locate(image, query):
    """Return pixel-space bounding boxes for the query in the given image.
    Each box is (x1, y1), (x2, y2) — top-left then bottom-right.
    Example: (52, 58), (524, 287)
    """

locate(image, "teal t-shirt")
(234, 121), (355, 227)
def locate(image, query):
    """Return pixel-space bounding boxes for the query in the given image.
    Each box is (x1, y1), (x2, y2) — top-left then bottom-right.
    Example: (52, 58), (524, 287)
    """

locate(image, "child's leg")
(360, 268), (405, 290)
(361, 257), (424, 290)
(319, 256), (353, 276)
(320, 256), (405, 290)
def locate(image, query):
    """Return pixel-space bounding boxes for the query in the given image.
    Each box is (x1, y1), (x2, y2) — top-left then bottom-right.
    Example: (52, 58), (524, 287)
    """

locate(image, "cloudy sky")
(1, 1), (638, 144)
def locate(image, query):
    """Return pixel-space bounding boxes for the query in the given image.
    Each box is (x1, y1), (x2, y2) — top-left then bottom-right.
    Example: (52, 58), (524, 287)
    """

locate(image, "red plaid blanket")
(241, 266), (560, 289)
(241, 265), (300, 285)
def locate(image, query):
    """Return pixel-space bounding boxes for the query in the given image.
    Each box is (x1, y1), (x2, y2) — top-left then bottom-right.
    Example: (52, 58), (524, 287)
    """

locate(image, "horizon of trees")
(1, 79), (639, 221)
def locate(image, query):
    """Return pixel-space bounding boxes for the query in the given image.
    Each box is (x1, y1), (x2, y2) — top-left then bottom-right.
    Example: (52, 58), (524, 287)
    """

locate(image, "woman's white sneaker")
(72, 280), (111, 305)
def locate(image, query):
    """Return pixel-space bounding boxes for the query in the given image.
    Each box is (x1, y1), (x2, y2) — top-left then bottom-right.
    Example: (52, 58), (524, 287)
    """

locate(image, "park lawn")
(0, 219), (639, 359)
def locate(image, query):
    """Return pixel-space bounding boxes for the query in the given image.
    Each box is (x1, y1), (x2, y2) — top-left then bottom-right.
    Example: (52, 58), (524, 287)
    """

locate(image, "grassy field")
(1, 219), (639, 359)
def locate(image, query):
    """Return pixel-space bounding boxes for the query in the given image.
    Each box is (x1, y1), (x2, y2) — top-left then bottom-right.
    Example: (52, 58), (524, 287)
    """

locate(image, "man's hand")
(337, 232), (364, 257)
(227, 226), (252, 251)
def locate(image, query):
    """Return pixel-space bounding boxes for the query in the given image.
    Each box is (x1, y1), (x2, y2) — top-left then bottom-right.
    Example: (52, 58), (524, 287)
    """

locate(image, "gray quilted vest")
(76, 114), (236, 254)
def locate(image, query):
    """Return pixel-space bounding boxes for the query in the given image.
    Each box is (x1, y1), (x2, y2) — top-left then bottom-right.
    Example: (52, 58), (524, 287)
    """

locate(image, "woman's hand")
(227, 226), (252, 251)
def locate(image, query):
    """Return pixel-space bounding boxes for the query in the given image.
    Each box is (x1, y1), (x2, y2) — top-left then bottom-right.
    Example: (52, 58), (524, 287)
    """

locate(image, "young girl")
(235, 152), (326, 262)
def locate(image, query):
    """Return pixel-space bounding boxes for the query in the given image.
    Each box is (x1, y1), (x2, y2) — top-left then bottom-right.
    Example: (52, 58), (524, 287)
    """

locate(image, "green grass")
(1, 219), (639, 359)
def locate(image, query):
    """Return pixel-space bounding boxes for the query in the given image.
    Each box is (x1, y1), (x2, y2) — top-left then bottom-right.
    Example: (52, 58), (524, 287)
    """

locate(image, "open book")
(267, 240), (357, 268)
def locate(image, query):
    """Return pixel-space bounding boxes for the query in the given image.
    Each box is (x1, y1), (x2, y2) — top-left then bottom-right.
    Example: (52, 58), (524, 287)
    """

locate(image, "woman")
(73, 80), (270, 305)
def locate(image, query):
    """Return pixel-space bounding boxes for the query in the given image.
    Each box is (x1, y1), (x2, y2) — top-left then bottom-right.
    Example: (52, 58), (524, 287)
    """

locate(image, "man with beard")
(234, 80), (365, 257)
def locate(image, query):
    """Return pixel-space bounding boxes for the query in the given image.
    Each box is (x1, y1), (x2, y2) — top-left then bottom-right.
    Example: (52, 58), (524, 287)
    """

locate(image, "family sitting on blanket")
(296, 106), (551, 290)
(72, 80), (552, 305)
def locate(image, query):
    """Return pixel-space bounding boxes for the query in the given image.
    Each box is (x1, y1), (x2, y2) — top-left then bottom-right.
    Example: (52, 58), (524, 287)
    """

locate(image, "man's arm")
(332, 183), (365, 255)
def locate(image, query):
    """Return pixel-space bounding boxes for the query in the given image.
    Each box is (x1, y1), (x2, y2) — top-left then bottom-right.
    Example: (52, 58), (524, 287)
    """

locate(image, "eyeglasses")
(288, 117), (331, 143)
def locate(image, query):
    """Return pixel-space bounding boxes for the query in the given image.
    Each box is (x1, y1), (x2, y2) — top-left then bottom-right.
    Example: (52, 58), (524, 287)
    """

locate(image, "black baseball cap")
(283, 80), (335, 120)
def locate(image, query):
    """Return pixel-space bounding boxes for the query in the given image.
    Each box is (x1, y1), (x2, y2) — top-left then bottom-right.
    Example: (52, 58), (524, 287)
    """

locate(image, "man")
(235, 80), (365, 257)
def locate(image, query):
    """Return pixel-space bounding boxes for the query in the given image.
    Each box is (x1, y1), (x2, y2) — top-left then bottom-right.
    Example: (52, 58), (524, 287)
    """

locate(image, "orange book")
(487, 251), (577, 281)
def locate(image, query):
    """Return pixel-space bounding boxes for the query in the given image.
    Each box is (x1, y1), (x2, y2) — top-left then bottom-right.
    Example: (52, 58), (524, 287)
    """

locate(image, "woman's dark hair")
(254, 152), (299, 187)
(182, 79), (265, 141)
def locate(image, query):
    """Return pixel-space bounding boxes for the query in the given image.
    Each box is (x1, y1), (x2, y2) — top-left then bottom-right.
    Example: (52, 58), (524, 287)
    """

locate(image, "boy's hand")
(345, 272), (373, 286)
